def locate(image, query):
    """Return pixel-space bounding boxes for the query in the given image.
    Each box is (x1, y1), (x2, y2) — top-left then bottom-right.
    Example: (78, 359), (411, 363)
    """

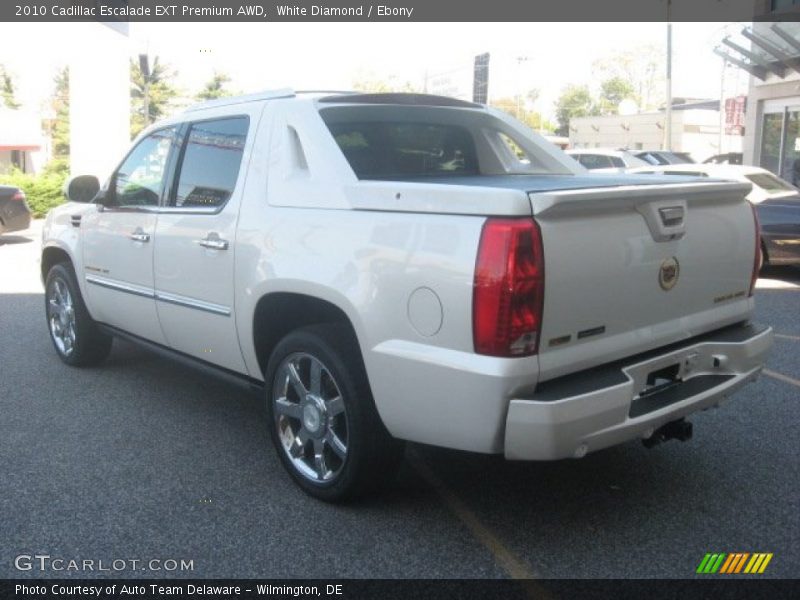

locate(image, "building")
(715, 10), (800, 180)
(0, 108), (46, 174)
(569, 101), (743, 162)
(69, 21), (130, 180)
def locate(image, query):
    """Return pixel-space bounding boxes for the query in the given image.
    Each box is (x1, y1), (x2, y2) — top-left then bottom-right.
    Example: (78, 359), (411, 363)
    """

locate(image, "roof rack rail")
(184, 88), (295, 112)
(295, 90), (361, 95)
(317, 92), (481, 108)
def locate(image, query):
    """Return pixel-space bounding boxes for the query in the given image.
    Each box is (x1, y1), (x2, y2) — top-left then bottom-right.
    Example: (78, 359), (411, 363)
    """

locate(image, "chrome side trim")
(85, 275), (155, 299)
(155, 290), (232, 317)
(85, 275), (231, 317)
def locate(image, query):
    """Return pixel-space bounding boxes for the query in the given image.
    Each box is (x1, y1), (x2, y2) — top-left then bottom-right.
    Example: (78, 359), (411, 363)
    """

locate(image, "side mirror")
(64, 175), (100, 204)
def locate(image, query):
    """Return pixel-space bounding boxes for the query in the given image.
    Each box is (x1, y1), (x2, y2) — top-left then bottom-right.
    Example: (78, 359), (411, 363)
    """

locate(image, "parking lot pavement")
(1, 222), (798, 580)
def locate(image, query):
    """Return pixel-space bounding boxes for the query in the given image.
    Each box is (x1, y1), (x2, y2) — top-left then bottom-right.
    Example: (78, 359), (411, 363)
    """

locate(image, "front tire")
(45, 263), (112, 366)
(265, 324), (404, 502)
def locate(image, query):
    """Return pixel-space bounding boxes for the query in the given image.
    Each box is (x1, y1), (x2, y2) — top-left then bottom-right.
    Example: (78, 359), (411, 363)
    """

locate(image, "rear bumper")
(505, 322), (773, 460)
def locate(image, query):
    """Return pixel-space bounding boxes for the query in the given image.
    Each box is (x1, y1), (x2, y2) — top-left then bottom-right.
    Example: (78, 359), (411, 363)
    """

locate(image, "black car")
(635, 150), (695, 165)
(0, 185), (32, 235)
(703, 152), (743, 165)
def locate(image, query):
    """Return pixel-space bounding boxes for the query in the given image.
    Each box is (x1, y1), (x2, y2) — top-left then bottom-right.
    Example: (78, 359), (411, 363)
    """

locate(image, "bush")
(0, 165), (67, 218)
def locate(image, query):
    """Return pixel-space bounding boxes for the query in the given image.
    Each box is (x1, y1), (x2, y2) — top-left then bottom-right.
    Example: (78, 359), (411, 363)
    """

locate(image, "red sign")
(725, 96), (746, 136)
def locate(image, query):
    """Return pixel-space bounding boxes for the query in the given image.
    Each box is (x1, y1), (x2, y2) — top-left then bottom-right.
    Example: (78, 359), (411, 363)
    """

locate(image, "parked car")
(565, 148), (649, 172)
(704, 152), (743, 165)
(629, 163), (800, 266)
(635, 150), (695, 165)
(0, 185), (32, 235)
(42, 91), (772, 501)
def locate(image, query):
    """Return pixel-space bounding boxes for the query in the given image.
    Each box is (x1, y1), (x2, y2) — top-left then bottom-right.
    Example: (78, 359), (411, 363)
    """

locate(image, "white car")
(565, 148), (650, 172)
(42, 91), (772, 501)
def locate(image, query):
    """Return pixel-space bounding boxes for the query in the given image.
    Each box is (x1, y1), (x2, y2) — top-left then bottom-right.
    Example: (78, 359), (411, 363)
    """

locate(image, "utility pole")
(139, 54), (150, 126)
(664, 2), (673, 150)
(719, 56), (728, 155)
(515, 56), (528, 120)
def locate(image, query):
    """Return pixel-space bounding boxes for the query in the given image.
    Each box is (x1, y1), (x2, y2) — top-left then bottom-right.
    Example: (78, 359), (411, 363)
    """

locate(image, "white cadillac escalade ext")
(42, 91), (773, 501)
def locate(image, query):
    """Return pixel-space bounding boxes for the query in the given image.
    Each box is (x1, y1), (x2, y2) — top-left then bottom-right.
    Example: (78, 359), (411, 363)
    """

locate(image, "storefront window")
(760, 112), (782, 176)
(783, 111), (800, 185)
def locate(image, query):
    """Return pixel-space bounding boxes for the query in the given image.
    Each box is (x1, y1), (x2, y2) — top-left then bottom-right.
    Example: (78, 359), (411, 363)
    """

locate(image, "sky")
(0, 21), (751, 120)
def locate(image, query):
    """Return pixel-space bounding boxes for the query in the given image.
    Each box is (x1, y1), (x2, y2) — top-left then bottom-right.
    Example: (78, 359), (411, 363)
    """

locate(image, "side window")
(171, 117), (249, 208)
(579, 154), (612, 169)
(110, 127), (176, 207)
(609, 156), (625, 168)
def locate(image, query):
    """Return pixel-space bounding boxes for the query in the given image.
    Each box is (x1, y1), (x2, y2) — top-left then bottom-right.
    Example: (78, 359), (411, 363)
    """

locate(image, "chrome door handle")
(196, 234), (229, 251)
(129, 231), (150, 243)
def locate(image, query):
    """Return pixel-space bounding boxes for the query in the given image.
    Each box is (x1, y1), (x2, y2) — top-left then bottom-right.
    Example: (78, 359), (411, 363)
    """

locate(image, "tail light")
(748, 201), (761, 297)
(11, 190), (26, 202)
(473, 218), (545, 357)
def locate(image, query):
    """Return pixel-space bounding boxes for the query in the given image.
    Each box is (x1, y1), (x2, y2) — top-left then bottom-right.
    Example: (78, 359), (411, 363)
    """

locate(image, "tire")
(44, 262), (113, 367)
(264, 323), (404, 502)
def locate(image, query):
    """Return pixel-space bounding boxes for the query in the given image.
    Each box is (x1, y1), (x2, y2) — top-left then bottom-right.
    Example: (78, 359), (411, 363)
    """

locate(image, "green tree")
(130, 55), (179, 138)
(490, 96), (553, 133)
(0, 65), (21, 109)
(50, 67), (70, 159)
(598, 77), (636, 115)
(196, 71), (233, 101)
(554, 84), (597, 135)
(592, 44), (664, 111)
(352, 70), (419, 93)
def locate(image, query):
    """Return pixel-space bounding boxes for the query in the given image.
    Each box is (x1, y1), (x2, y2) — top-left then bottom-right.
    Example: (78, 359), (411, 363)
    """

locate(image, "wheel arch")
(252, 291), (364, 378)
(41, 244), (74, 282)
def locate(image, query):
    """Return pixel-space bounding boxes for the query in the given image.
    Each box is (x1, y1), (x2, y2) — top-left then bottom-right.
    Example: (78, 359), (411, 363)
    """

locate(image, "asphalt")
(1, 221), (798, 580)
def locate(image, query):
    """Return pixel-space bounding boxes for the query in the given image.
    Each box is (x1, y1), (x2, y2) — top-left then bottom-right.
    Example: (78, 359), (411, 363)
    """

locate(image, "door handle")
(196, 233), (229, 251)
(129, 229), (150, 243)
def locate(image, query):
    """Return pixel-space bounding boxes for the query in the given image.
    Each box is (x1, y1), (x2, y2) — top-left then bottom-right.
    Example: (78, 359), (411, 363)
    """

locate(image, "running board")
(97, 324), (265, 397)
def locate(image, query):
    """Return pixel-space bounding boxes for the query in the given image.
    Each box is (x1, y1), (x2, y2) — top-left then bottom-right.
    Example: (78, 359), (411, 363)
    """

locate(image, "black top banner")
(3, 0), (800, 23)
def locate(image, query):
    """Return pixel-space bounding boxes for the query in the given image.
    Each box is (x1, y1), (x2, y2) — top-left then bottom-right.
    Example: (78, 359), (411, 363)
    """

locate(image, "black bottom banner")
(2, 579), (798, 600)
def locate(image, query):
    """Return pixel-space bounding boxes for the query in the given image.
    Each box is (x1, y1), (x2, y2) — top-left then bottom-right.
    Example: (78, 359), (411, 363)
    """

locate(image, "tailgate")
(530, 181), (757, 381)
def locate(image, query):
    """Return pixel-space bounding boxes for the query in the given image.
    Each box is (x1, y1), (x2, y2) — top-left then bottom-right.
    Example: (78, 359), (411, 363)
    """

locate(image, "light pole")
(664, 2), (672, 151)
(515, 56), (529, 120)
(139, 54), (150, 127)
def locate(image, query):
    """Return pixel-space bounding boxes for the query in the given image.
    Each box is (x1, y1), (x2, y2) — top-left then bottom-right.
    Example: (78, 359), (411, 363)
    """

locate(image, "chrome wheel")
(273, 352), (348, 483)
(48, 278), (76, 356)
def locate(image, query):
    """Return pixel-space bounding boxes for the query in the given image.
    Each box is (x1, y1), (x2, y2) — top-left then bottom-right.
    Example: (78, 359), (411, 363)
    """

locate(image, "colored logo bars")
(696, 553), (773, 574)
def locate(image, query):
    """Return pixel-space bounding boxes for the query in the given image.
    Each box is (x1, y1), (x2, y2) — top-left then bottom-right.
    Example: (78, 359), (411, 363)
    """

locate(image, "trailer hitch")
(642, 418), (693, 449)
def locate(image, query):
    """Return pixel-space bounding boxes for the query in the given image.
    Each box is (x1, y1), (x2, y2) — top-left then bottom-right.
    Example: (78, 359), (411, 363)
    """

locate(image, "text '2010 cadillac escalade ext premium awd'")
(42, 91), (773, 501)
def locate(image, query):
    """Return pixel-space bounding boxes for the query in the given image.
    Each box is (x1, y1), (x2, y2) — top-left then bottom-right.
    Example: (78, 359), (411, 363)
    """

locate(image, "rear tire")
(45, 263), (112, 367)
(264, 323), (404, 502)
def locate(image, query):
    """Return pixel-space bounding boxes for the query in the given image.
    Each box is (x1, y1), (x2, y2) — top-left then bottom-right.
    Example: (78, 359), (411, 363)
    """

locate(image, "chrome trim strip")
(155, 291), (231, 317)
(85, 276), (231, 316)
(85, 275), (155, 299)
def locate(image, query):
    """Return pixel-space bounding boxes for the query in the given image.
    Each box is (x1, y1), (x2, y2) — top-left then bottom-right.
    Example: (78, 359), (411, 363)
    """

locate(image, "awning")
(715, 22), (800, 81)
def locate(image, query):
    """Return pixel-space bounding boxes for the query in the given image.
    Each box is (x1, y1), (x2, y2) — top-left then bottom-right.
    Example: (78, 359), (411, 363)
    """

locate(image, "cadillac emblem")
(659, 257), (680, 291)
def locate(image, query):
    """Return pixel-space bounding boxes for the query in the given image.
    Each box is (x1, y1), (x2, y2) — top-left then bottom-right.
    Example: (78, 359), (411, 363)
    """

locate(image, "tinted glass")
(173, 117), (249, 208)
(112, 127), (176, 207)
(326, 121), (479, 179)
(578, 154), (613, 169)
(746, 173), (796, 193)
(609, 156), (625, 168)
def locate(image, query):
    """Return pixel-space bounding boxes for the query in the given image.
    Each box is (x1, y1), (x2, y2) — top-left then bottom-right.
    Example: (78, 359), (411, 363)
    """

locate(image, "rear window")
(325, 121), (479, 179)
(745, 173), (796, 193)
(609, 156), (625, 168)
